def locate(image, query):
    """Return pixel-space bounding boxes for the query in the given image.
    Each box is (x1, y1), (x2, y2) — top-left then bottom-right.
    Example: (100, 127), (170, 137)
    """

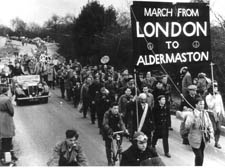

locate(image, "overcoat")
(0, 94), (15, 138)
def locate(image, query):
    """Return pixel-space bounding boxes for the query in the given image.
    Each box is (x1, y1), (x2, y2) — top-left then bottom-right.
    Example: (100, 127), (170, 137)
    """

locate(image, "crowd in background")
(0, 52), (224, 166)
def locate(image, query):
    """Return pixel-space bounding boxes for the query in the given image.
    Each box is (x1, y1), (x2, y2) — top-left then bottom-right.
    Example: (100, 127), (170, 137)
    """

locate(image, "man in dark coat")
(88, 76), (103, 124)
(152, 80), (165, 103)
(96, 87), (112, 134)
(120, 132), (164, 166)
(102, 102), (127, 166)
(152, 95), (171, 158)
(131, 93), (155, 147)
(80, 77), (92, 118)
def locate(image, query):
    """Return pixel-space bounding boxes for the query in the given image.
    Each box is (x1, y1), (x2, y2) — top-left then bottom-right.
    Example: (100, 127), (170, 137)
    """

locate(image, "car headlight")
(22, 84), (28, 90)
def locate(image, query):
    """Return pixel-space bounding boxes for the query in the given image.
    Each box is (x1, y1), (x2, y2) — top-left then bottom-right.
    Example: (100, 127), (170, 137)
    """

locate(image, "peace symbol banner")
(130, 2), (211, 70)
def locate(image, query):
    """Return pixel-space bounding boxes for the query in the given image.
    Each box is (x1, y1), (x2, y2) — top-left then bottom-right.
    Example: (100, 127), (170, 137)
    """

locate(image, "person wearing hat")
(179, 84), (198, 145)
(47, 129), (88, 166)
(120, 131), (164, 166)
(152, 95), (171, 158)
(88, 76), (103, 124)
(95, 86), (112, 135)
(205, 82), (225, 149)
(142, 71), (157, 93)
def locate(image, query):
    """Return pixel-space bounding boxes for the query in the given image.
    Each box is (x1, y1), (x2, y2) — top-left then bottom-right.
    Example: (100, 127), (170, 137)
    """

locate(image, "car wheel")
(16, 100), (21, 106)
(42, 98), (48, 104)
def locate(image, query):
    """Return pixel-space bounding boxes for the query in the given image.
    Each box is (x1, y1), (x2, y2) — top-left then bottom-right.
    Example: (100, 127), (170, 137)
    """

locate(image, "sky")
(0, 0), (223, 27)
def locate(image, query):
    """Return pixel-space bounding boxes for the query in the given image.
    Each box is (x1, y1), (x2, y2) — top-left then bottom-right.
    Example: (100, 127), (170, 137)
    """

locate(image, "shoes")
(165, 153), (171, 158)
(215, 143), (222, 149)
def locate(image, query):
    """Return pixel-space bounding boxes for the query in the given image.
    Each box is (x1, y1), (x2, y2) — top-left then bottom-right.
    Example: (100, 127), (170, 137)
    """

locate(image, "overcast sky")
(0, 0), (223, 27)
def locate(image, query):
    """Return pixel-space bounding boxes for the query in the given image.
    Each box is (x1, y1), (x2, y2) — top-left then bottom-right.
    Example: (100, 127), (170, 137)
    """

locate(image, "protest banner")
(131, 2), (211, 72)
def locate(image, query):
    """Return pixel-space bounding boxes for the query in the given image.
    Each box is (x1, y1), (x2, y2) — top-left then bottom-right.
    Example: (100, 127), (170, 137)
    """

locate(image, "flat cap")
(188, 85), (197, 90)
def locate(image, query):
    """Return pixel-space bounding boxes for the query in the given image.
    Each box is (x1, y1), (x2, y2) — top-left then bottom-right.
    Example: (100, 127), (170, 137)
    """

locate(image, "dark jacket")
(132, 102), (155, 136)
(153, 104), (171, 138)
(180, 94), (197, 111)
(89, 81), (103, 102)
(120, 145), (159, 166)
(102, 110), (126, 140)
(96, 93), (111, 117)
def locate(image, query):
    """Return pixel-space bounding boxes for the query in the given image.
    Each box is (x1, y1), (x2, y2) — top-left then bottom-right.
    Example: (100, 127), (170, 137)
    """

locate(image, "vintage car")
(11, 75), (49, 105)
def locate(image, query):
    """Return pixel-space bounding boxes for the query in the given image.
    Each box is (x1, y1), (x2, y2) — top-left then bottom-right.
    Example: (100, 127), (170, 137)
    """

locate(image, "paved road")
(12, 88), (225, 166)
(2, 36), (225, 166)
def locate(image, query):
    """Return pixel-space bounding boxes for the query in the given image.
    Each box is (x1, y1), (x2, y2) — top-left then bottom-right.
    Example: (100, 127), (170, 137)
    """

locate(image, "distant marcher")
(80, 77), (92, 118)
(180, 67), (192, 98)
(13, 62), (24, 76)
(89, 76), (103, 124)
(57, 66), (67, 98)
(96, 87), (112, 134)
(142, 71), (157, 93)
(197, 73), (208, 97)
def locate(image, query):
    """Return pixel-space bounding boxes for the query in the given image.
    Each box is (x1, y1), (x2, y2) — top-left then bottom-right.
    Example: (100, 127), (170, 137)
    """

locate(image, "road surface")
(1, 36), (225, 166)
(13, 88), (225, 166)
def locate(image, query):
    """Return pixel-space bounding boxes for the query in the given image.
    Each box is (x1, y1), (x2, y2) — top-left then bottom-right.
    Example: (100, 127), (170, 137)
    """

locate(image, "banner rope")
(130, 5), (196, 110)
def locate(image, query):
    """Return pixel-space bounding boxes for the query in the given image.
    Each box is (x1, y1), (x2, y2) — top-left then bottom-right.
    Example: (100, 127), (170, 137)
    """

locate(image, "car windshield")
(16, 75), (40, 84)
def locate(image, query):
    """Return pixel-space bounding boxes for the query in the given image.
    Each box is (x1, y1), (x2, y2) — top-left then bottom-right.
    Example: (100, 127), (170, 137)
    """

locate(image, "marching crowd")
(1, 54), (225, 166)
(50, 59), (224, 166)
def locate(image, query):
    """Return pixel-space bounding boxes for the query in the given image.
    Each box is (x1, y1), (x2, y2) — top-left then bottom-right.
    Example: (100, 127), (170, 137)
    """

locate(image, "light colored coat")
(185, 109), (214, 148)
(0, 94), (15, 138)
(205, 93), (225, 121)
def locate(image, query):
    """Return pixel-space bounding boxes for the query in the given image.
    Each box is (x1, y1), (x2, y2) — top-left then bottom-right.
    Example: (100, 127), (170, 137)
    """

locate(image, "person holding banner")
(185, 97), (214, 166)
(152, 95), (171, 158)
(131, 93), (155, 147)
(179, 85), (198, 145)
(205, 82), (225, 149)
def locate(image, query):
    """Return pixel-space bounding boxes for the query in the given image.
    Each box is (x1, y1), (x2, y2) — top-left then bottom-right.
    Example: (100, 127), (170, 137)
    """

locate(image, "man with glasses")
(47, 129), (88, 166)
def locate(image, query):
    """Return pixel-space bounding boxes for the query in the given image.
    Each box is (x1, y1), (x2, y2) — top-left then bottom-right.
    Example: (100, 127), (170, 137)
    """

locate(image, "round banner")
(100, 55), (110, 64)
